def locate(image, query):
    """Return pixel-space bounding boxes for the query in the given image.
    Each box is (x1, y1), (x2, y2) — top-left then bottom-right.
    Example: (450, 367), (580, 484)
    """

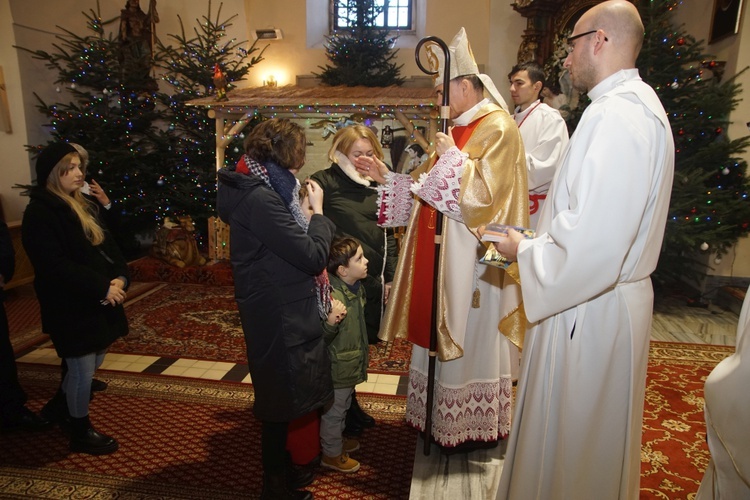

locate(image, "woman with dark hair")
(22, 142), (130, 455)
(217, 118), (336, 500)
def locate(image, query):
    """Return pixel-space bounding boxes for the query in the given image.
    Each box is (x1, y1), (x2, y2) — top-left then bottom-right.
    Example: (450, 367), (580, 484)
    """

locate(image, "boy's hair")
(328, 237), (361, 275)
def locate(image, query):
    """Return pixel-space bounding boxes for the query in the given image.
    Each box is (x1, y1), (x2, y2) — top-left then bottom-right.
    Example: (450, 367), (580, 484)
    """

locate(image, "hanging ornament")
(678, 128), (684, 135)
(670, 81), (679, 89)
(233, 147), (240, 153)
(55, 86), (61, 93)
(103, 88), (109, 95)
(677, 37), (685, 45)
(700, 242), (709, 251)
(98, 169), (104, 175)
(722, 167), (730, 175)
(70, 83), (76, 89)
(714, 257), (722, 264)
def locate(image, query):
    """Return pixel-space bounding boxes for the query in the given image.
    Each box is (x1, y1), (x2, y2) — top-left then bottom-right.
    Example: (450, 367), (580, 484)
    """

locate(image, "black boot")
(41, 389), (72, 432)
(260, 473), (312, 500)
(344, 410), (363, 437)
(349, 393), (375, 428)
(69, 415), (118, 455)
(285, 452), (314, 489)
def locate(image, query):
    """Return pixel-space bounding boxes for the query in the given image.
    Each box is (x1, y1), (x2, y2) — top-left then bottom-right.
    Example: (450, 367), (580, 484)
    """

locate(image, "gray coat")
(217, 166), (335, 422)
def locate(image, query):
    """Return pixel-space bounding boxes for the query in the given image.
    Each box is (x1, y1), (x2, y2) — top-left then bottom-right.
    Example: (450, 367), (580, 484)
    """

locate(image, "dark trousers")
(261, 420), (289, 474)
(0, 301), (27, 420)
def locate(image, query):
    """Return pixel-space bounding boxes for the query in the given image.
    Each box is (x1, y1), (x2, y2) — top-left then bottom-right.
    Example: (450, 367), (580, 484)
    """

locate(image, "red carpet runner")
(639, 342), (733, 499)
(1, 364), (415, 499)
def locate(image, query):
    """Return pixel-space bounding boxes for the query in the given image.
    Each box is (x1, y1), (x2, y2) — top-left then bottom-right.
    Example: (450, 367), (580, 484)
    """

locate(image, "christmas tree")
(17, 2), (267, 254)
(16, 5), (166, 255)
(543, 0), (750, 287)
(638, 0), (750, 287)
(154, 0), (266, 244)
(316, 0), (404, 87)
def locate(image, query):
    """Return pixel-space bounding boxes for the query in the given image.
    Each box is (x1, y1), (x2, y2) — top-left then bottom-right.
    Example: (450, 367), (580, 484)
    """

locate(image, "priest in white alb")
(493, 1), (675, 498)
(508, 61), (569, 229)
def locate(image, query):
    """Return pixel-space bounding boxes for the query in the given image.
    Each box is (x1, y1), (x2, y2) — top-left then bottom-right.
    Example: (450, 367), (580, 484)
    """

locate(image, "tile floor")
(14, 294), (742, 500)
(16, 346), (405, 396)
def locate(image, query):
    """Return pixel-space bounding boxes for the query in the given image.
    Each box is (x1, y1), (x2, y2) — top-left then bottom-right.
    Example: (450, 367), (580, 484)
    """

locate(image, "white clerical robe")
(497, 69), (675, 500)
(513, 100), (569, 229)
(695, 285), (750, 499)
(378, 100), (529, 447)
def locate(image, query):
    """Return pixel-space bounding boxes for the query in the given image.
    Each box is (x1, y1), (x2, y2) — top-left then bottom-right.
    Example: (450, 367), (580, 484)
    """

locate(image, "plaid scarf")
(240, 154), (332, 319)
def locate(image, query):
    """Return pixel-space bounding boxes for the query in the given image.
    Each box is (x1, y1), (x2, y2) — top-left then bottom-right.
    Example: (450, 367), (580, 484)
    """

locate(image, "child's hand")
(326, 298), (347, 326)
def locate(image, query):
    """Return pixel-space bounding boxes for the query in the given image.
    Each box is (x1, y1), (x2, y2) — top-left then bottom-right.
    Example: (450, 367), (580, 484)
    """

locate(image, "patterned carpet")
(0, 363), (415, 499)
(108, 282), (412, 375)
(6, 282), (163, 355)
(640, 341), (734, 499)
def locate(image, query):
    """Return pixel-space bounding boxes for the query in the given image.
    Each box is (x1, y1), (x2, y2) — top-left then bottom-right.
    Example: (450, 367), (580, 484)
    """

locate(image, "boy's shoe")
(321, 452), (360, 473)
(343, 437), (360, 453)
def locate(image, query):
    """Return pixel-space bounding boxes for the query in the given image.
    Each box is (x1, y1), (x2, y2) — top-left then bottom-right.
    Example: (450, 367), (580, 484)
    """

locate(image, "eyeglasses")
(566, 30), (608, 53)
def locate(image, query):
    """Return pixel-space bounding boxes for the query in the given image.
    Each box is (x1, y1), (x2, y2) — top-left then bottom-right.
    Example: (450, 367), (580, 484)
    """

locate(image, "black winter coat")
(217, 166), (335, 422)
(21, 189), (129, 358)
(311, 163), (399, 340)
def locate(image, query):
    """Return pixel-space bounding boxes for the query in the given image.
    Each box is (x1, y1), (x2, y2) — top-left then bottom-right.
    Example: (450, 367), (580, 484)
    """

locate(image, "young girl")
(319, 237), (370, 473)
(22, 142), (130, 455)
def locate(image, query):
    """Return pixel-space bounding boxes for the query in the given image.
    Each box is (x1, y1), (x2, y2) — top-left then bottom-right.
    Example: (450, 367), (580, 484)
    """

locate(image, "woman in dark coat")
(21, 142), (129, 455)
(217, 118), (335, 500)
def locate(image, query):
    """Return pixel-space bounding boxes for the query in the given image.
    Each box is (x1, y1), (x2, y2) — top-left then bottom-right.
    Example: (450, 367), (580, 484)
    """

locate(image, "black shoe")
(261, 473), (313, 500)
(0, 406), (52, 432)
(285, 452), (315, 489)
(41, 389), (72, 432)
(439, 439), (499, 456)
(349, 394), (375, 428)
(69, 416), (119, 455)
(91, 379), (108, 392)
(344, 411), (363, 437)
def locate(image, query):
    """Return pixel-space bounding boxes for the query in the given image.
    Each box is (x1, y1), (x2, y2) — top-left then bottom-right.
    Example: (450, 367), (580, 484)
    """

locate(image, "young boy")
(319, 237), (370, 473)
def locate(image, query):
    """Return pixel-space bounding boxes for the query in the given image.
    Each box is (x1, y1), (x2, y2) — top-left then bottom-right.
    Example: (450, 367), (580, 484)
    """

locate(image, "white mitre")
(426, 27), (508, 111)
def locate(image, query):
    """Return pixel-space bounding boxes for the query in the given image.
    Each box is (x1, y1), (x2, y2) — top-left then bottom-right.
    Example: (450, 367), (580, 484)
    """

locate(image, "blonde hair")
(45, 152), (105, 246)
(69, 143), (89, 171)
(327, 125), (385, 163)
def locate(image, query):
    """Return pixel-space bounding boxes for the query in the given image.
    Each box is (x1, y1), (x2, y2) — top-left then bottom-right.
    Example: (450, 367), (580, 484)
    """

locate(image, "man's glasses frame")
(566, 30), (608, 53)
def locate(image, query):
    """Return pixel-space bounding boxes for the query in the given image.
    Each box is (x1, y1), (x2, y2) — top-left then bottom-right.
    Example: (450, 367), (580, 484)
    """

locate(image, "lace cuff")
(411, 147), (465, 223)
(377, 172), (414, 227)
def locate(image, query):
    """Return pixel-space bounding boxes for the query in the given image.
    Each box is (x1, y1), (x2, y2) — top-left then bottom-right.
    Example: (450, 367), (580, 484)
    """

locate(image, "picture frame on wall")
(709, 0), (745, 43)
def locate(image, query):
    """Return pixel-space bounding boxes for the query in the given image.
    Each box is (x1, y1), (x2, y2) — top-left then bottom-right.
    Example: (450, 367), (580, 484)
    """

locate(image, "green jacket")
(311, 162), (400, 341)
(322, 274), (369, 389)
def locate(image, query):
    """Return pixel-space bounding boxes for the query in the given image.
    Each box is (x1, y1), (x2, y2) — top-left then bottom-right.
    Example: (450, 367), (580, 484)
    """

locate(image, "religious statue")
(119, 0), (159, 92)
